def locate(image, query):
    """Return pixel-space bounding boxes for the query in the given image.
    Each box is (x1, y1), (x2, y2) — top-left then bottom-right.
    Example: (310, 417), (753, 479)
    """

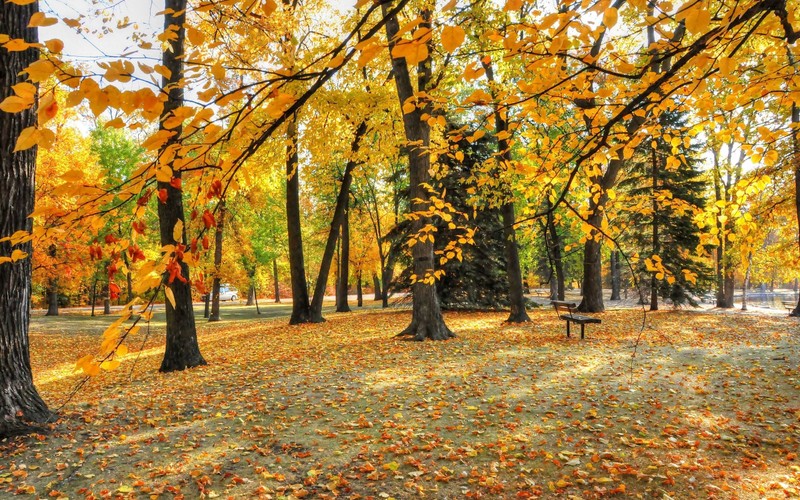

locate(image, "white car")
(203, 286), (239, 301)
(218, 286), (239, 301)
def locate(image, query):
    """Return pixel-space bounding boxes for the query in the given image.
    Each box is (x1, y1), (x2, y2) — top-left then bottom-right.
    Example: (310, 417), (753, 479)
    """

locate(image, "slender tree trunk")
(382, 250), (396, 308)
(204, 292), (210, 318)
(546, 208), (565, 301)
(610, 250), (621, 301)
(482, 59), (529, 323)
(384, 1), (453, 339)
(742, 254), (752, 311)
(246, 286), (255, 306)
(336, 198), (351, 313)
(209, 200), (226, 322)
(91, 279), (97, 317)
(372, 273), (381, 301)
(286, 114), (311, 324)
(790, 103), (800, 316)
(650, 145), (659, 311)
(157, 0), (206, 372)
(309, 122), (366, 321)
(273, 258), (281, 303)
(357, 271), (363, 307)
(0, 0), (54, 437)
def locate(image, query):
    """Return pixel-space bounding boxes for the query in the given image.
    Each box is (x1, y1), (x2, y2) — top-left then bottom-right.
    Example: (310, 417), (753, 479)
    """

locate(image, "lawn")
(2, 306), (800, 498)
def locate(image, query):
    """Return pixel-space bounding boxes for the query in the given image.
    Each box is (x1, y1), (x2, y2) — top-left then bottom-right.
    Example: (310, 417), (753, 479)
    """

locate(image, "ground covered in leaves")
(3, 306), (800, 498)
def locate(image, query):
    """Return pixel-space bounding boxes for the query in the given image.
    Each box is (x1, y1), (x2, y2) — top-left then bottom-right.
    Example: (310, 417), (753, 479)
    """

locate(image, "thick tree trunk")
(102, 282), (111, 315)
(45, 279), (59, 316)
(610, 250), (621, 301)
(372, 273), (381, 301)
(246, 286), (255, 306)
(0, 0), (54, 437)
(579, 213), (605, 312)
(336, 200), (351, 313)
(309, 122), (366, 321)
(203, 292), (210, 318)
(272, 258), (281, 303)
(286, 114), (311, 324)
(209, 201), (225, 322)
(157, 0), (206, 372)
(384, 2), (453, 340)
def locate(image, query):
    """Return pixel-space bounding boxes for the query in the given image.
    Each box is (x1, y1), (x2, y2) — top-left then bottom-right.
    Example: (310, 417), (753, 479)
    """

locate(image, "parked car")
(201, 285), (239, 302)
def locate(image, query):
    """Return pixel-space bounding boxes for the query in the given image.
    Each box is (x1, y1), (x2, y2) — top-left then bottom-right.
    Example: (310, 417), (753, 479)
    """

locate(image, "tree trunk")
(209, 200), (225, 322)
(157, 0), (206, 372)
(45, 278), (59, 316)
(309, 121), (366, 321)
(372, 273), (381, 301)
(272, 258), (281, 303)
(204, 292), (210, 319)
(357, 271), (363, 307)
(286, 114), (311, 324)
(742, 256), (751, 311)
(579, 213), (605, 312)
(381, 250), (396, 308)
(384, 1), (453, 340)
(91, 279), (97, 317)
(336, 199), (351, 313)
(103, 285), (111, 315)
(246, 285), (255, 306)
(610, 250), (621, 301)
(0, 0), (54, 437)
(546, 208), (565, 301)
(650, 145), (659, 311)
(482, 59), (529, 323)
(790, 103), (800, 316)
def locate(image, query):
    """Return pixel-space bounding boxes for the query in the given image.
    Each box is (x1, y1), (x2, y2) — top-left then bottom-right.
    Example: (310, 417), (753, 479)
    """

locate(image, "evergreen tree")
(620, 111), (712, 307)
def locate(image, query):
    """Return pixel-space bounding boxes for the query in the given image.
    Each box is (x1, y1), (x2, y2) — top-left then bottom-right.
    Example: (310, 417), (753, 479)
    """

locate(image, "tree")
(156, 0), (206, 372)
(383, 1), (453, 340)
(0, 0), (53, 437)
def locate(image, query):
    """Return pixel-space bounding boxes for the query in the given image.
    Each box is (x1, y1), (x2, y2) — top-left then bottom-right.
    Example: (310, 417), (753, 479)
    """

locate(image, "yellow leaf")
(45, 38), (64, 53)
(503, 0), (523, 11)
(11, 249), (28, 261)
(172, 220), (184, 242)
(441, 25), (465, 53)
(165, 286), (176, 308)
(0, 96), (31, 113)
(187, 26), (205, 46)
(24, 59), (55, 82)
(116, 344), (129, 357)
(3, 38), (33, 51)
(211, 62), (226, 81)
(441, 0), (457, 10)
(13, 126), (38, 152)
(100, 359), (121, 371)
(28, 12), (57, 27)
(684, 8), (710, 35)
(8, 0), (36, 4)
(603, 8), (618, 28)
(391, 39), (428, 66)
(327, 54), (345, 68)
(12, 82), (36, 100)
(402, 100), (416, 114)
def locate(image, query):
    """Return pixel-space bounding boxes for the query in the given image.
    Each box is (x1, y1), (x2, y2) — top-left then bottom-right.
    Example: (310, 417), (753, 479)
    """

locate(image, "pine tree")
(620, 110), (712, 307)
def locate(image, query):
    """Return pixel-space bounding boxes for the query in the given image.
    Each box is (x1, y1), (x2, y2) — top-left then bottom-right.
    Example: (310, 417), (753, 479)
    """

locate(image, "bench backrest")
(552, 300), (578, 317)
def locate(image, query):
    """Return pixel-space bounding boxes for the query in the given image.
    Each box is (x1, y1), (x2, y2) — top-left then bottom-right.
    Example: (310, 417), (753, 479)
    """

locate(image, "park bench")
(551, 300), (601, 339)
(783, 301), (795, 313)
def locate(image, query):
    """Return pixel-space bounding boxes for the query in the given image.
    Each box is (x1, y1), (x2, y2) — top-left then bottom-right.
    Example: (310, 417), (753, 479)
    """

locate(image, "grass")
(3, 305), (800, 498)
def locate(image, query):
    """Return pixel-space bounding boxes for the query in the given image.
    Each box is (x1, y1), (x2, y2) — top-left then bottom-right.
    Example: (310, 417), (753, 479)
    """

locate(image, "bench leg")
(581, 323), (585, 340)
(566, 321), (570, 338)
